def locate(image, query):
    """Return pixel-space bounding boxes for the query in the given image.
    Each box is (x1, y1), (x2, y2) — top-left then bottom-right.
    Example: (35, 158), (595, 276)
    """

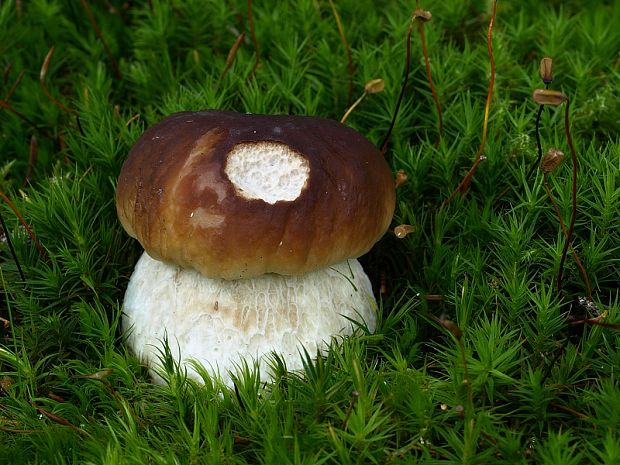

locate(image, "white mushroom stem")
(123, 252), (377, 387)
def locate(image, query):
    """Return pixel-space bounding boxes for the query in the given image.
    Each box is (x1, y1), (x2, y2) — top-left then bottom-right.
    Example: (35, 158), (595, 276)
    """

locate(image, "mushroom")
(116, 110), (395, 386)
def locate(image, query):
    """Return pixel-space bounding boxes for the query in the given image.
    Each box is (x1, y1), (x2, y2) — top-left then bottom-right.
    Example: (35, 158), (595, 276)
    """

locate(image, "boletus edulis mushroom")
(116, 110), (395, 386)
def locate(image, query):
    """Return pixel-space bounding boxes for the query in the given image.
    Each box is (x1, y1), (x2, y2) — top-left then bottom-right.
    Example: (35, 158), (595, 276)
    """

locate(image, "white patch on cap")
(189, 208), (225, 229)
(224, 142), (310, 204)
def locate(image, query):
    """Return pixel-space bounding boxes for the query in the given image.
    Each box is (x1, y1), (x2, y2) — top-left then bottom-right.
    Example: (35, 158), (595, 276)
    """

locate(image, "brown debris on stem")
(395, 169), (408, 188)
(394, 224), (415, 239)
(540, 148), (565, 174)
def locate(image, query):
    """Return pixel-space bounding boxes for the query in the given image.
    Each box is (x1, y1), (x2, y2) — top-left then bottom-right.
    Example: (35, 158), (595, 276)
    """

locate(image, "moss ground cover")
(1, 0), (619, 463)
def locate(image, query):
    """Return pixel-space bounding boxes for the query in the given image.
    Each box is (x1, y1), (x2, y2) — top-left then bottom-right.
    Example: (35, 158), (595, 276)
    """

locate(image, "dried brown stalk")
(221, 32), (246, 80)
(542, 169), (592, 300)
(415, 3), (443, 146)
(557, 98), (579, 295)
(380, 15), (415, 155)
(0, 211), (25, 281)
(39, 47), (76, 115)
(0, 100), (43, 134)
(443, 0), (497, 205)
(79, 0), (121, 80)
(4, 70), (24, 101)
(1, 68), (53, 140)
(247, 0), (260, 80)
(33, 405), (85, 434)
(328, 0), (353, 107)
(0, 190), (46, 258)
(22, 135), (38, 187)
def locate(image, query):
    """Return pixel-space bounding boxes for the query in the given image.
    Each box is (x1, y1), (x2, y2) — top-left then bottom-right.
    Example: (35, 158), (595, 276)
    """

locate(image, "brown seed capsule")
(541, 148), (565, 173)
(395, 169), (408, 188)
(539, 57), (553, 85)
(364, 79), (385, 94)
(394, 224), (415, 238)
(532, 89), (565, 106)
(413, 8), (432, 22)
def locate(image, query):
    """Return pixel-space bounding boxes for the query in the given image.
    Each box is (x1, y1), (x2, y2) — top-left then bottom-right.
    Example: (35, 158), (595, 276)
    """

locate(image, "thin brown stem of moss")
(0, 191), (46, 258)
(221, 32), (246, 80)
(39, 47), (76, 115)
(0, 99), (55, 141)
(543, 173), (591, 300)
(557, 98), (578, 295)
(341, 92), (366, 124)
(79, 0), (121, 80)
(22, 135), (38, 188)
(478, 0), (497, 163)
(328, 0), (353, 107)
(247, 0), (260, 80)
(4, 70), (24, 102)
(443, 0), (496, 205)
(453, 324), (475, 462)
(380, 19), (414, 155)
(416, 17), (443, 147)
(0, 211), (25, 281)
(527, 104), (545, 182)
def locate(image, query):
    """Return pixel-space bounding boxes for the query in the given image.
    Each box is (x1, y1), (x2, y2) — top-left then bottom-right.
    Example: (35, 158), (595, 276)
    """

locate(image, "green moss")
(1, 0), (619, 463)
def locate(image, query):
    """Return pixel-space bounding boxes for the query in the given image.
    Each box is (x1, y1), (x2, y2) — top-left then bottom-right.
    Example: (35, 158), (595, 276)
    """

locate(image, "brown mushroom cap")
(116, 110), (395, 279)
